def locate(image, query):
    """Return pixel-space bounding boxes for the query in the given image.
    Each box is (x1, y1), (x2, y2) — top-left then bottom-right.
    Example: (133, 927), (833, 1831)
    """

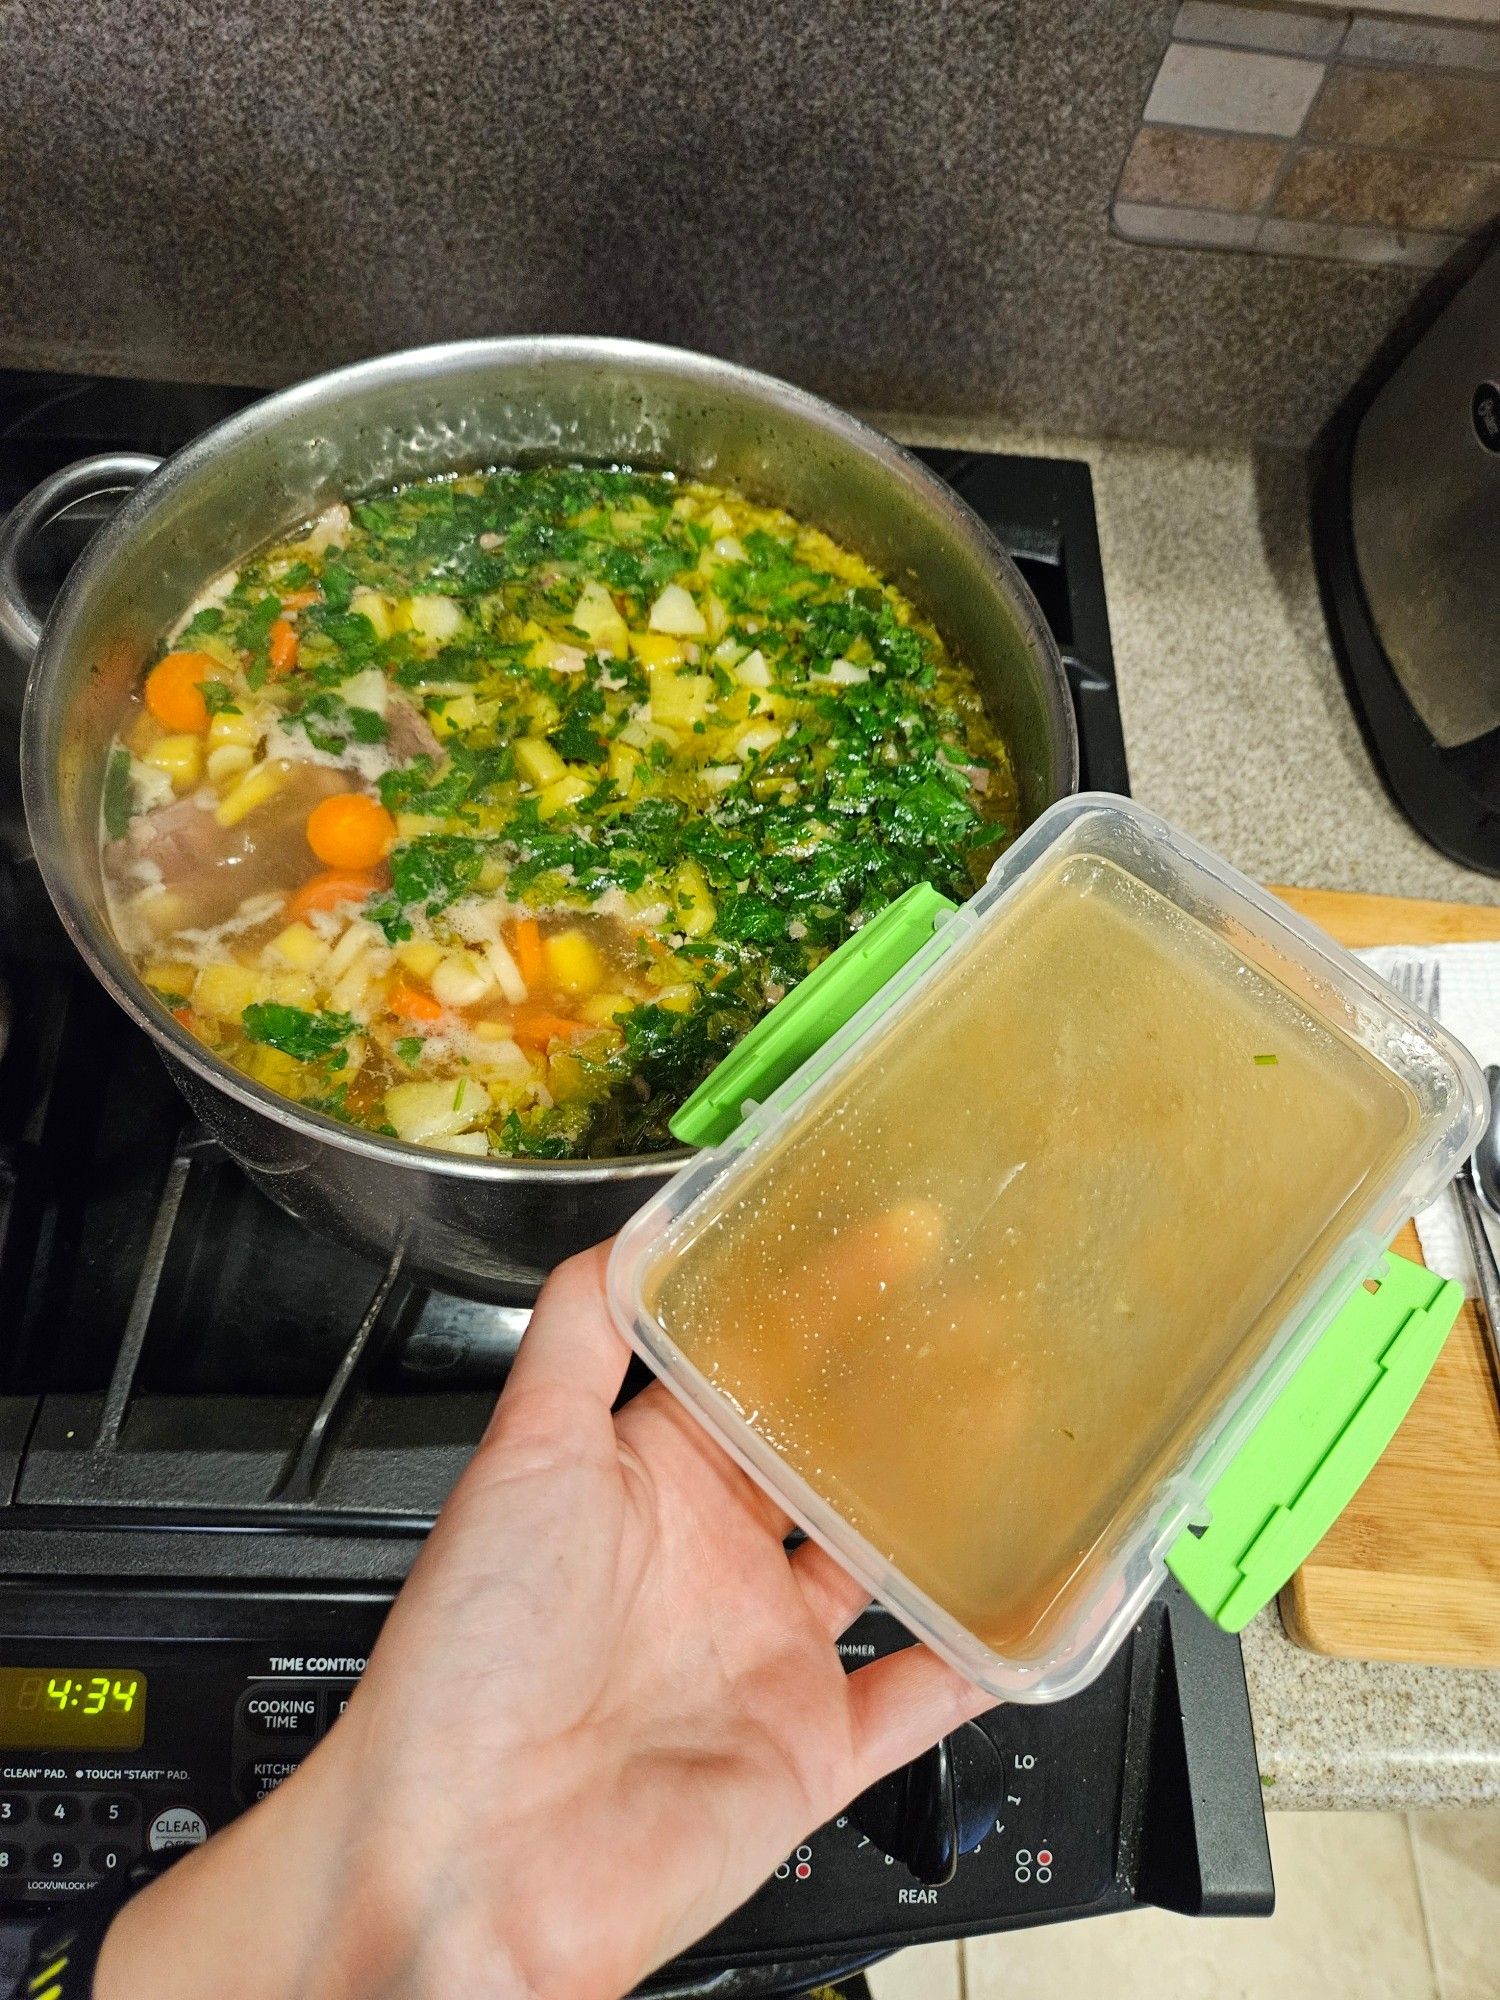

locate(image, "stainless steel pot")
(0, 338), (1077, 1301)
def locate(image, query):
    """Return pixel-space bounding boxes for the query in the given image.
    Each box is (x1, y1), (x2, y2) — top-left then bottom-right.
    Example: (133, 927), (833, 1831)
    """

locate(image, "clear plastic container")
(606, 795), (1487, 1702)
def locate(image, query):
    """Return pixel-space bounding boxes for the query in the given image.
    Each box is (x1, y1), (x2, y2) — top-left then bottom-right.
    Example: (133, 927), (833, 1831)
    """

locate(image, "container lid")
(666, 871), (1466, 1638)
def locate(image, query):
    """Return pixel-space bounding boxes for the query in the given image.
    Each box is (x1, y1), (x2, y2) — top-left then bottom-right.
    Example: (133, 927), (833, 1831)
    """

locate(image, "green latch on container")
(1165, 1253), (1462, 1630)
(670, 882), (957, 1149)
(668, 881), (1466, 1635)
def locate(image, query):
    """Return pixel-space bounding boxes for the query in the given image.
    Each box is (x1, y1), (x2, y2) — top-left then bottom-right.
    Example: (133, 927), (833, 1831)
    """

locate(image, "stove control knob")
(847, 1721), (1005, 1886)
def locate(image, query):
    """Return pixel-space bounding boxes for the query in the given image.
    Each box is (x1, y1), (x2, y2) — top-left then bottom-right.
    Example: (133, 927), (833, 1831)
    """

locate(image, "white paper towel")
(1360, 943), (1500, 1295)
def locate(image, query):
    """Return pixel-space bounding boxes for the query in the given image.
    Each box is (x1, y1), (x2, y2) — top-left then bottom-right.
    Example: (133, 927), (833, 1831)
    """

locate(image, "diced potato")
(515, 737), (567, 789)
(192, 961), (262, 1020)
(263, 970), (318, 1009)
(243, 1045), (306, 1093)
(215, 758), (290, 827)
(142, 960), (198, 998)
(537, 773), (591, 820)
(349, 586), (394, 639)
(144, 733), (203, 791)
(650, 672), (713, 729)
(208, 708), (261, 751)
(545, 927), (604, 997)
(267, 921), (329, 972)
(404, 595), (463, 644)
(736, 721), (782, 758)
(630, 631), (685, 673)
(431, 693), (479, 736)
(338, 666), (389, 717)
(395, 938), (444, 980)
(393, 812), (449, 839)
(473, 1031), (532, 1078)
(706, 504), (735, 537)
(125, 884), (186, 934)
(328, 951), (376, 1017)
(569, 580), (629, 656)
(673, 858), (716, 939)
(430, 951), (494, 1008)
(704, 593), (729, 640)
(648, 583), (707, 637)
(207, 734), (254, 786)
(429, 1130), (491, 1156)
(384, 1076), (488, 1143)
(580, 991), (632, 1026)
(656, 982), (697, 1013)
(734, 649), (771, 689)
(606, 742), (639, 794)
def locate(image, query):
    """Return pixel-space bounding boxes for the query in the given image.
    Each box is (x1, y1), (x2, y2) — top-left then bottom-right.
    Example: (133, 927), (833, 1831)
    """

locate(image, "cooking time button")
(236, 1686), (321, 1744)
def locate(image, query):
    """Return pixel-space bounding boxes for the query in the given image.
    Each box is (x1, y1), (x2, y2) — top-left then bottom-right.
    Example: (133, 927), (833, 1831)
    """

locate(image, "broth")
(646, 853), (1418, 1661)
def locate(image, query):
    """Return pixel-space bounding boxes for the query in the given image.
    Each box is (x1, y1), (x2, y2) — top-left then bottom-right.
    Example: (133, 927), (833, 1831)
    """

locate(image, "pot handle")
(0, 452), (163, 661)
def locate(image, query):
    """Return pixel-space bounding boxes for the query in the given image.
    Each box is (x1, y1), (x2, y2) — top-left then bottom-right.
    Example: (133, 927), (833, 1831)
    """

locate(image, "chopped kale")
(285, 689), (388, 756)
(368, 836), (489, 940)
(241, 1003), (357, 1068)
(198, 679), (240, 717)
(102, 747), (134, 839)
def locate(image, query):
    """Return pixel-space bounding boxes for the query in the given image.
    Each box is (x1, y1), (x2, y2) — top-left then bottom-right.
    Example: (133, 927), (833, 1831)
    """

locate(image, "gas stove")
(0, 371), (1272, 1994)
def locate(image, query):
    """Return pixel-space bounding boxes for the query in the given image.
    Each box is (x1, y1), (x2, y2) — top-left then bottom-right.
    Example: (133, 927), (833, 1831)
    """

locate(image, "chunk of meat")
(109, 759), (354, 929)
(385, 694), (443, 763)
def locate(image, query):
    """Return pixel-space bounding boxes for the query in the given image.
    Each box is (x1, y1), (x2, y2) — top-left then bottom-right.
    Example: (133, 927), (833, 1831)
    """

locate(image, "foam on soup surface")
(645, 853), (1418, 1662)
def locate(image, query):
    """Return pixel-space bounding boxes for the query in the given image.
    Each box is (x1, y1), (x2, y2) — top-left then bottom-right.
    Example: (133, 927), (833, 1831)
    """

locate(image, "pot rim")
(22, 334), (1077, 1184)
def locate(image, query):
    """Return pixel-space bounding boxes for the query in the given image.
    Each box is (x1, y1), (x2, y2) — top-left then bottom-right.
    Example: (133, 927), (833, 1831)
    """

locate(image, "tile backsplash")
(1114, 2), (1500, 264)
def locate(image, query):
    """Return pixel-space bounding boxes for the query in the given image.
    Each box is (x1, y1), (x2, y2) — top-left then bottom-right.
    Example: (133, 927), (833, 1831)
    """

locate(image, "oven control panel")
(0, 1590), (1137, 1960)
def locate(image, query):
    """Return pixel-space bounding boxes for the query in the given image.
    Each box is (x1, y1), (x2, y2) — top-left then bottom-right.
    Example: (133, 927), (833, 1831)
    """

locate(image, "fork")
(1391, 955), (1500, 1395)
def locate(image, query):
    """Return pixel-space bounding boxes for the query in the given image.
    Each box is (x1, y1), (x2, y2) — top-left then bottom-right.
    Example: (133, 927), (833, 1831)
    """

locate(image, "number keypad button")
(0, 1844), (22, 1873)
(33, 1843), (79, 1875)
(92, 1794), (138, 1829)
(0, 1796), (24, 1826)
(36, 1795), (81, 1826)
(90, 1843), (132, 1876)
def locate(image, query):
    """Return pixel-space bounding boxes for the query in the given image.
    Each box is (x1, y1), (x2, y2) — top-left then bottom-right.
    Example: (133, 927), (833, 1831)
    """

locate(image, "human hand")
(97, 1241), (989, 2000)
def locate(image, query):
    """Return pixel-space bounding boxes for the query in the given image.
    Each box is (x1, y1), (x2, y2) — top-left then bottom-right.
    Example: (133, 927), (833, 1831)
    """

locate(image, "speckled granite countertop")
(886, 417), (1499, 1811)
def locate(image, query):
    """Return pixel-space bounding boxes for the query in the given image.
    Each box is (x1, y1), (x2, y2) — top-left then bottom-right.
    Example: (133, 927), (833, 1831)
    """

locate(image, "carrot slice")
(268, 617), (299, 677)
(509, 917), (545, 989)
(388, 982), (444, 1022)
(279, 588), (318, 612)
(144, 651), (222, 734)
(305, 793), (397, 870)
(511, 1004), (588, 1051)
(285, 867), (384, 922)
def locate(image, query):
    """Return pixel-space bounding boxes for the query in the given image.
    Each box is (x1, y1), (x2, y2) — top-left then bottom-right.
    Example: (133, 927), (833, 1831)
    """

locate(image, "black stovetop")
(0, 371), (1129, 1575)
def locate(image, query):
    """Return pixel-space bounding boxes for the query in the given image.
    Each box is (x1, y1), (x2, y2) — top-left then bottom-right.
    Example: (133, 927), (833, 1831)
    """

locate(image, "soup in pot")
(101, 467), (1015, 1157)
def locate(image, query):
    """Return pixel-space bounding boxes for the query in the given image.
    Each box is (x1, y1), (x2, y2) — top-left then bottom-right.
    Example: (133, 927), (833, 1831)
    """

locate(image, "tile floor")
(866, 1810), (1500, 2000)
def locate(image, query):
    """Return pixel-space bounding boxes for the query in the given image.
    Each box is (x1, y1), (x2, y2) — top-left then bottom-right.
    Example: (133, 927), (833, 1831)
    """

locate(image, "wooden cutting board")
(1269, 885), (1500, 1667)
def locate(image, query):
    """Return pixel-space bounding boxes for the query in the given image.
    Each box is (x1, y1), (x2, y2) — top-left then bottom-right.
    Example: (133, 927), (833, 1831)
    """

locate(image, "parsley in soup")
(101, 467), (1017, 1158)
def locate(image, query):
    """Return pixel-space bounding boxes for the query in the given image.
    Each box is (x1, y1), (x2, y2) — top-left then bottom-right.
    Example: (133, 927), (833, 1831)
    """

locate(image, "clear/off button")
(237, 1687), (320, 1744)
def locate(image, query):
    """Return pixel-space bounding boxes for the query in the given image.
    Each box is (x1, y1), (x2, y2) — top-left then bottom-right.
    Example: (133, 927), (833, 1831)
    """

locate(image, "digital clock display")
(0, 1668), (147, 1750)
